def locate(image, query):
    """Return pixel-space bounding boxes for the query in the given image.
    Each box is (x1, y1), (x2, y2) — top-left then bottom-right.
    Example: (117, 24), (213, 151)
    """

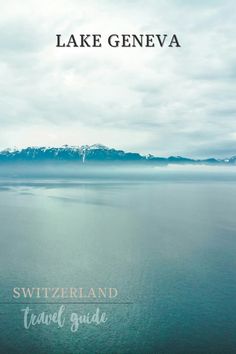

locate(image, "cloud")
(0, 0), (235, 158)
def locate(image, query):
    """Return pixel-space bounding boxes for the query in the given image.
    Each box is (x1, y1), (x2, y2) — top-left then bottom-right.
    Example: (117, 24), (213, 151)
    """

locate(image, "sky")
(0, 0), (235, 158)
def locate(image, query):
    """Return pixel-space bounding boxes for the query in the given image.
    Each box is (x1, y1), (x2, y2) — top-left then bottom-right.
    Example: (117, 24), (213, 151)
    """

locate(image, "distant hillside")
(0, 145), (235, 165)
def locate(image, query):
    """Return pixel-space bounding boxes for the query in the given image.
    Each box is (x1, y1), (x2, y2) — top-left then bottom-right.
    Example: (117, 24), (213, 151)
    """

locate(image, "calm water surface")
(0, 169), (236, 353)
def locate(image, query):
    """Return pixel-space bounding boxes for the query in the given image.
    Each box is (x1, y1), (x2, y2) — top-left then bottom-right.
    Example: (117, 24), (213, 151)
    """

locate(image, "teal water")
(0, 170), (236, 353)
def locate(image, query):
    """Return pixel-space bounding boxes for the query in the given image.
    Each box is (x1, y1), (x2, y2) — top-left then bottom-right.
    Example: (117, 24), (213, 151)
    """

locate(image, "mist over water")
(0, 167), (236, 353)
(0, 162), (236, 181)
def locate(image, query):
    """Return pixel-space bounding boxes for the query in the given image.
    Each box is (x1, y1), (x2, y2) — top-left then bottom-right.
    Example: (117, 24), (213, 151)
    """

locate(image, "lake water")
(0, 168), (236, 353)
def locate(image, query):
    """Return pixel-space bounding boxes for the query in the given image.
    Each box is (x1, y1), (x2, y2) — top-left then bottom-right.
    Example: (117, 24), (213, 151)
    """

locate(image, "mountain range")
(0, 144), (235, 165)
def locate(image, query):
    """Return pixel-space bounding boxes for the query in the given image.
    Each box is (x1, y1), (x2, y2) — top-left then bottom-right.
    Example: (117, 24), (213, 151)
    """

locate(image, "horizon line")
(0, 144), (235, 161)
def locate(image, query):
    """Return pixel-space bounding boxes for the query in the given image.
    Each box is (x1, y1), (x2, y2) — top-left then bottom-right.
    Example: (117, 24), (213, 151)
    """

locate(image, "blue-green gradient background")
(1, 169), (236, 353)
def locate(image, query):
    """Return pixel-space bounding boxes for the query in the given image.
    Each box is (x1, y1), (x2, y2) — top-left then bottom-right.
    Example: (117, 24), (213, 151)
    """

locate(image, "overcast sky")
(0, 0), (235, 157)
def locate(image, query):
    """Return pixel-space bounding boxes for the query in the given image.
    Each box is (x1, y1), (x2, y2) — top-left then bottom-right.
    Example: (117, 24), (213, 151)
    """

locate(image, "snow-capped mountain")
(0, 145), (143, 162)
(0, 145), (235, 165)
